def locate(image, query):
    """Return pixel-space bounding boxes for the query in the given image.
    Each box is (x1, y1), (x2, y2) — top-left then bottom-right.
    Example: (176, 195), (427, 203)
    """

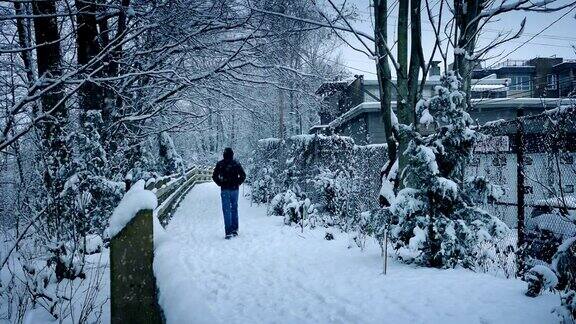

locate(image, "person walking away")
(212, 148), (246, 239)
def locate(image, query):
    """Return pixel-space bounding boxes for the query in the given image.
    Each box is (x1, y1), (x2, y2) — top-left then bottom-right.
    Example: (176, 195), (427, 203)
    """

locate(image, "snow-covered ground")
(154, 182), (560, 324)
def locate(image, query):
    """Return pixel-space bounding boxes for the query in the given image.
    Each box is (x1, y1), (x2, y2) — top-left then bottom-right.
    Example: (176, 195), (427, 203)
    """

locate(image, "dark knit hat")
(223, 147), (234, 160)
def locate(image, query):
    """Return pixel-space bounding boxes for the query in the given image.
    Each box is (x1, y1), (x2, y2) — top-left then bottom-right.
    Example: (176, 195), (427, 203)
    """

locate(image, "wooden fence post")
(110, 209), (163, 324)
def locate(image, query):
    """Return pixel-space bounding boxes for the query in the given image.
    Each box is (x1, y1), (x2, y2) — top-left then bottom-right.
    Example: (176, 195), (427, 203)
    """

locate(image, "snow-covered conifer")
(383, 72), (510, 268)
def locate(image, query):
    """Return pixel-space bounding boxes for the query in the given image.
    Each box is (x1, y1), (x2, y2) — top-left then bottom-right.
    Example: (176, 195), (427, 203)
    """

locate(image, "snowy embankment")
(154, 182), (559, 324)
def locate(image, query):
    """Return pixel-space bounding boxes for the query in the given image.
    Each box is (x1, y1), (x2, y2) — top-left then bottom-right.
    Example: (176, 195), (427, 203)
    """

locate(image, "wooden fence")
(110, 167), (212, 324)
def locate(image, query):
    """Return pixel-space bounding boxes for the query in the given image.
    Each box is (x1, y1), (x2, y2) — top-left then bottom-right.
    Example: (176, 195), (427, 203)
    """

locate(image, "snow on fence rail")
(109, 167), (212, 324)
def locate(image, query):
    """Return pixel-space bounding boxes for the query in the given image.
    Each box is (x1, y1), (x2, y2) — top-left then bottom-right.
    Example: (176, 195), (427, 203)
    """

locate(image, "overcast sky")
(334, 0), (576, 79)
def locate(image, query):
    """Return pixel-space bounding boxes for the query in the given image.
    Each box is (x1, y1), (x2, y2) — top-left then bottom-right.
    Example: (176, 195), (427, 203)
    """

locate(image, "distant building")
(471, 57), (576, 98)
(315, 64), (509, 123)
(312, 57), (575, 145)
(313, 98), (571, 145)
(551, 59), (576, 97)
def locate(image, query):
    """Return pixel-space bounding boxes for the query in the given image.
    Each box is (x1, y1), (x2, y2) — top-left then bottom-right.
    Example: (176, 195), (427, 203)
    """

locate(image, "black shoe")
(225, 235), (232, 240)
(232, 231), (238, 237)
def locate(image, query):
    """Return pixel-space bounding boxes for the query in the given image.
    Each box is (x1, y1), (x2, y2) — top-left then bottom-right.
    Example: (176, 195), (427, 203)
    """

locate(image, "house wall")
(338, 105), (555, 145)
(337, 77), (364, 116)
(528, 57), (563, 98)
(319, 93), (340, 125)
(495, 67), (535, 98)
(366, 112), (387, 144)
(469, 107), (544, 124)
(363, 84), (381, 102)
(558, 67), (575, 97)
(335, 114), (369, 145)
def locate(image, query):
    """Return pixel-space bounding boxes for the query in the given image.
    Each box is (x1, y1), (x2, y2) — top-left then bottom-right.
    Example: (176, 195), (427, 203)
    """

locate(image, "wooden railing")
(110, 167), (212, 324)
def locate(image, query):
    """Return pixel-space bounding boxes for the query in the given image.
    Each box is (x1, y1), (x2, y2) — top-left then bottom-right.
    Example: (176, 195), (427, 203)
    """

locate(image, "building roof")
(552, 60), (576, 71)
(359, 75), (508, 87)
(327, 98), (573, 129)
(472, 84), (508, 91)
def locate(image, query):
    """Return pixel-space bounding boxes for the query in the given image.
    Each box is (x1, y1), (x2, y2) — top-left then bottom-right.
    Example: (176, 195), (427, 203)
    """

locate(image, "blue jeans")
(220, 189), (239, 236)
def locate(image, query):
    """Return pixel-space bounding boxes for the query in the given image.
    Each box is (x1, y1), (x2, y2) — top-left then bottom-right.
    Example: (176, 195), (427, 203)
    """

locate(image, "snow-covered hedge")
(249, 134), (386, 228)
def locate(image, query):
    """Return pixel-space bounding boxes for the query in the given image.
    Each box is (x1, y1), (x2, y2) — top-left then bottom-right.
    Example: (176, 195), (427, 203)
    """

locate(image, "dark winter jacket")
(212, 157), (246, 190)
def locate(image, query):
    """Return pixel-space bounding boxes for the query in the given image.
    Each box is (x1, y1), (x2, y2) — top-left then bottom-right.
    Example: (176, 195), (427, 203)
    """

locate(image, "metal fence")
(465, 105), (576, 273)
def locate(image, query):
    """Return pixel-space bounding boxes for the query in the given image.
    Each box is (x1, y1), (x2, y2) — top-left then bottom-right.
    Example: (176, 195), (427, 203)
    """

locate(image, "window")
(509, 75), (531, 91)
(546, 74), (558, 90)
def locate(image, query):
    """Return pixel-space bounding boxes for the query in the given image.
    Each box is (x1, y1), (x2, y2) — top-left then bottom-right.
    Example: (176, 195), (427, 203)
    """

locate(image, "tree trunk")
(14, 1), (35, 87)
(454, 0), (482, 107)
(32, 0), (69, 234)
(373, 0), (397, 177)
(103, 0), (130, 128)
(408, 0), (424, 111)
(75, 0), (104, 119)
(395, 0), (412, 180)
(278, 88), (285, 139)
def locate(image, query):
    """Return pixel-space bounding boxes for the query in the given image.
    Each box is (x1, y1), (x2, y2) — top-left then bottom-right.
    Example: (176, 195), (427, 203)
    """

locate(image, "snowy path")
(154, 182), (559, 324)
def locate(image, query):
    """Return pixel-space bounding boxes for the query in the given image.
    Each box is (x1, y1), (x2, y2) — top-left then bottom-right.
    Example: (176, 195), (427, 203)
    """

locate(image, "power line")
(481, 5), (576, 70)
(482, 28), (576, 42)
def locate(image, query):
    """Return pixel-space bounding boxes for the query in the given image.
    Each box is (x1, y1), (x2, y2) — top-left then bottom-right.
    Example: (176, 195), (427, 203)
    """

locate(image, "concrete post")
(110, 209), (163, 324)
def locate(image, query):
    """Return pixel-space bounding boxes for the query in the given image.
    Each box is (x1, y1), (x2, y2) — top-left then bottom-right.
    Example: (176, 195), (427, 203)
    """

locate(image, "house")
(312, 65), (521, 145)
(551, 59), (576, 97)
(313, 57), (576, 145)
(317, 63), (509, 109)
(314, 98), (572, 145)
(471, 57), (576, 98)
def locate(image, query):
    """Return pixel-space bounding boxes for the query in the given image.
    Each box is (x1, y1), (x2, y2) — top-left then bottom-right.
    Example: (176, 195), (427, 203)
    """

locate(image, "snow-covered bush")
(521, 225), (575, 321)
(124, 140), (159, 186)
(79, 234), (104, 255)
(555, 290), (576, 324)
(384, 73), (510, 268)
(475, 236), (516, 278)
(310, 168), (352, 219)
(524, 229), (563, 264)
(1, 231), (109, 322)
(251, 166), (278, 203)
(346, 211), (372, 250)
(63, 111), (126, 236)
(269, 191), (287, 217)
(248, 138), (287, 203)
(525, 265), (559, 297)
(251, 134), (386, 229)
(551, 237), (576, 322)
(268, 189), (317, 227)
(48, 241), (86, 282)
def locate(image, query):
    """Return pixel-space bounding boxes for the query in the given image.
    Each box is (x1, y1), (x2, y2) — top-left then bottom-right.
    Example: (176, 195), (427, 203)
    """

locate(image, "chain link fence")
(248, 135), (386, 229)
(466, 104), (576, 275)
(249, 105), (575, 277)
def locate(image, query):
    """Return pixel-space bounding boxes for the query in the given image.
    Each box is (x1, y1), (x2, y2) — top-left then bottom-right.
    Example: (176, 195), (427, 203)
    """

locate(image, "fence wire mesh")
(466, 105), (576, 273)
